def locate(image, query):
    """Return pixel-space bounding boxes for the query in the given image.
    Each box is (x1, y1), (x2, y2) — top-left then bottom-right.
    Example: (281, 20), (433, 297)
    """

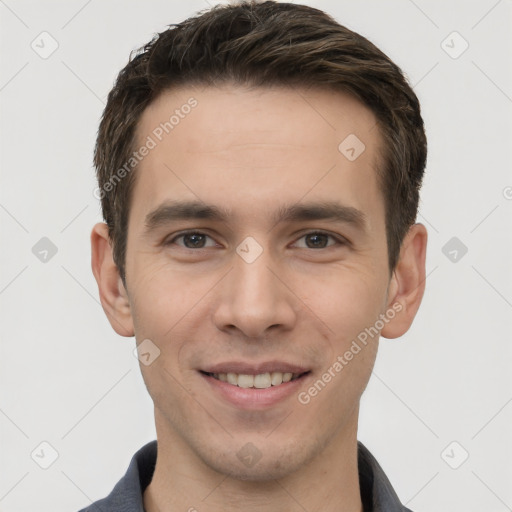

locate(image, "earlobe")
(381, 223), (428, 339)
(91, 222), (135, 337)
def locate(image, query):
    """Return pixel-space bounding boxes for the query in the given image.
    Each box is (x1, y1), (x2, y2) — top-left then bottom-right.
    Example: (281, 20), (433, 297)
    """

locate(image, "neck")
(144, 409), (363, 512)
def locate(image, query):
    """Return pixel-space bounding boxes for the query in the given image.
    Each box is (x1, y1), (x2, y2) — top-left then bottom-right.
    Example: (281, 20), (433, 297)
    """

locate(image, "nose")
(212, 245), (297, 339)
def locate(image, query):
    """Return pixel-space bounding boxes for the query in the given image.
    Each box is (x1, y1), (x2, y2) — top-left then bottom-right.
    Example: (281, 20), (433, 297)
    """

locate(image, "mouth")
(199, 370), (310, 389)
(198, 362), (312, 408)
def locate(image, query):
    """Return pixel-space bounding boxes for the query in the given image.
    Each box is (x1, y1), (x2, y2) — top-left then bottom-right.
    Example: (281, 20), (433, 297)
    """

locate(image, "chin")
(208, 455), (301, 482)
(196, 437), (314, 482)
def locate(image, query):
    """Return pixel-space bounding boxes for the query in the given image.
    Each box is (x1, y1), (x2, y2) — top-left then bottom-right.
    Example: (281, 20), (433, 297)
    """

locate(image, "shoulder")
(76, 440), (157, 512)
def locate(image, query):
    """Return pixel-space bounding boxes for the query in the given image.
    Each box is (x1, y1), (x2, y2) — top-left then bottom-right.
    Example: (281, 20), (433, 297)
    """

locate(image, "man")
(86, 1), (427, 511)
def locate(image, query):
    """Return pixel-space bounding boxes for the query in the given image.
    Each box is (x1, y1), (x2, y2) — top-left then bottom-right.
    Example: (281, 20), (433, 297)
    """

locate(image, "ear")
(91, 222), (134, 337)
(381, 223), (427, 339)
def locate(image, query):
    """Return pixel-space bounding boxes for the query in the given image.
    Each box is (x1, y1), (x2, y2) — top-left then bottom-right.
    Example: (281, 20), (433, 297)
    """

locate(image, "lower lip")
(200, 372), (310, 409)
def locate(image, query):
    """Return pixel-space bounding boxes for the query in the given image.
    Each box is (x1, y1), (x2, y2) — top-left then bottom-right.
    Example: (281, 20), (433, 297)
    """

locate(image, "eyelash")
(164, 230), (347, 249)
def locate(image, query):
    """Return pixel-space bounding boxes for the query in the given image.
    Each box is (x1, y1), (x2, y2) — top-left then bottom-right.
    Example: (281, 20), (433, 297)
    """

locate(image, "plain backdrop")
(1, 1), (511, 511)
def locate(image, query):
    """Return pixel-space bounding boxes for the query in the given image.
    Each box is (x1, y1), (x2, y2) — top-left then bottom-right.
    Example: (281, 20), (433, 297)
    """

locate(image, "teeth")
(270, 372), (283, 386)
(254, 373), (271, 388)
(212, 371), (302, 388)
(237, 374), (254, 388)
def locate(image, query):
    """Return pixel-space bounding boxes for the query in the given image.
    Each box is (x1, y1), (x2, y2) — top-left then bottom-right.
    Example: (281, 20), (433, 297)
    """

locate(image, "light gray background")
(1, 1), (511, 511)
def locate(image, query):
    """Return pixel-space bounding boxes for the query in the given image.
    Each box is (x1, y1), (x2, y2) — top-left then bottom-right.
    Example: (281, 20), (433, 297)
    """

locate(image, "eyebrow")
(144, 201), (230, 234)
(272, 202), (366, 230)
(143, 199), (367, 234)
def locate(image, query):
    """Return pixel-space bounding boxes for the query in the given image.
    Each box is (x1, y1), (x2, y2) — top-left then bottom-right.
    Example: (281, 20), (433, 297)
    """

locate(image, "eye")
(166, 231), (217, 249)
(293, 231), (344, 249)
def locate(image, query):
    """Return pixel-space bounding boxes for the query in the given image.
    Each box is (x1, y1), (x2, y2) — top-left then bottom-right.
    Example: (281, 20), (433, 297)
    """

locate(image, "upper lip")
(200, 361), (310, 375)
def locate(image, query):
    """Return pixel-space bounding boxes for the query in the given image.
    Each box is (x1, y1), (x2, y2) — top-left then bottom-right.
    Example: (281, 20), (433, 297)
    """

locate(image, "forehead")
(137, 84), (379, 155)
(130, 84), (384, 229)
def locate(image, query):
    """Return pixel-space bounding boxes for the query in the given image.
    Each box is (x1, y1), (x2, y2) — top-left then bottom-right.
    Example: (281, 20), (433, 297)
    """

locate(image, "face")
(106, 85), (406, 479)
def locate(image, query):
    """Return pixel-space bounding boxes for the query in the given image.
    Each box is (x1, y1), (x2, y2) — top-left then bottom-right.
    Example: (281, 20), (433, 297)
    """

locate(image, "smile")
(201, 371), (307, 389)
(198, 362), (312, 408)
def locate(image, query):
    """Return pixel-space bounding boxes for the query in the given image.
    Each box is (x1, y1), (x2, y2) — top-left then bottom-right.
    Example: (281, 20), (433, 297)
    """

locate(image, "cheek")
(302, 267), (387, 345)
(129, 264), (202, 404)
(298, 276), (381, 414)
(129, 259), (208, 339)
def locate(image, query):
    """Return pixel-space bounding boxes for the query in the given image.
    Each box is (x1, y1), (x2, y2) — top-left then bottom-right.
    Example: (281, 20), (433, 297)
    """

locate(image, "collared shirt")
(77, 440), (413, 512)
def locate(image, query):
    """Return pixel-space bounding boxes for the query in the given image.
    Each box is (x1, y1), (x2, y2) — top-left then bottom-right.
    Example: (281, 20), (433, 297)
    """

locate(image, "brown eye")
(166, 232), (217, 249)
(182, 233), (207, 248)
(304, 233), (330, 248)
(294, 231), (341, 249)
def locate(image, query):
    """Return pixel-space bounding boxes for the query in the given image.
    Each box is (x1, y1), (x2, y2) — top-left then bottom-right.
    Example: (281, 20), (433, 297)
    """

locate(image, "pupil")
(306, 234), (327, 248)
(184, 234), (205, 248)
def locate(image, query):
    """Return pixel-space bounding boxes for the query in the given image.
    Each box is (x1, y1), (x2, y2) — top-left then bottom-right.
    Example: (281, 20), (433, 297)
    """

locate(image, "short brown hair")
(94, 0), (426, 285)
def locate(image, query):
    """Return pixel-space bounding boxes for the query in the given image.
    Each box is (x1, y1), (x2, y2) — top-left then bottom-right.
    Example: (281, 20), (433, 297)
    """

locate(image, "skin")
(91, 85), (427, 512)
